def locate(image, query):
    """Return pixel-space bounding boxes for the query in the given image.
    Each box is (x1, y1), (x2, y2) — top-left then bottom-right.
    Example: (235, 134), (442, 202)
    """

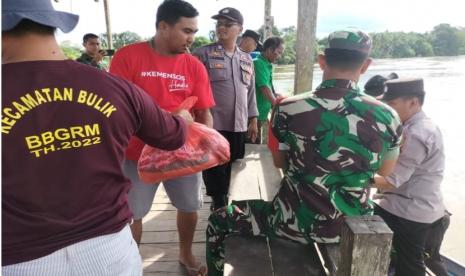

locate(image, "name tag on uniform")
(211, 62), (225, 69)
(208, 51), (224, 58)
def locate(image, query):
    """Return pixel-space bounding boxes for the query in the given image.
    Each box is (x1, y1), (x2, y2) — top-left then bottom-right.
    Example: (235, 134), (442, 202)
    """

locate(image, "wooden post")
(337, 215), (393, 276)
(294, 0), (318, 94)
(103, 0), (113, 49)
(264, 0), (273, 39)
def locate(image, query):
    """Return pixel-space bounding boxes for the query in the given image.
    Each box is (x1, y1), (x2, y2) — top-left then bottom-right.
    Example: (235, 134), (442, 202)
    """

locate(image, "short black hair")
(4, 19), (55, 36)
(83, 33), (99, 43)
(262, 37), (284, 52)
(324, 48), (367, 71)
(156, 0), (199, 28)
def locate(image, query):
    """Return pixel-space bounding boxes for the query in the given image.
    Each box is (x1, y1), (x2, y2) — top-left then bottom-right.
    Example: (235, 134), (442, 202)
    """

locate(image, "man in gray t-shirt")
(373, 78), (446, 276)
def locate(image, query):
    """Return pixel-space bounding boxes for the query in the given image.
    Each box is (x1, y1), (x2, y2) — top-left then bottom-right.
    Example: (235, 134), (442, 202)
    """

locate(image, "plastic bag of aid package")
(138, 96), (230, 183)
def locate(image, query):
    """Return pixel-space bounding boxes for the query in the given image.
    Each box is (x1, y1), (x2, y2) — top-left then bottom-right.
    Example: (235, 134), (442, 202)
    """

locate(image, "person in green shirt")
(76, 33), (104, 69)
(253, 36), (284, 143)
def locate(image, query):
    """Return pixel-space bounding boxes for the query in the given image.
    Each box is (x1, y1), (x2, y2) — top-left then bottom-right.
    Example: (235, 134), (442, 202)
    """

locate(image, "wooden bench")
(225, 144), (393, 276)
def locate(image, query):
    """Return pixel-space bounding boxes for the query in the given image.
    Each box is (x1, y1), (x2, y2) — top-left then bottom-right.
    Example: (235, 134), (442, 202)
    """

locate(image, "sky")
(54, 0), (465, 47)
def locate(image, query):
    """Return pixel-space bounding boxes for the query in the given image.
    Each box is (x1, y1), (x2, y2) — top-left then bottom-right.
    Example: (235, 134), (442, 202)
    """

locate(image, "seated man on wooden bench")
(205, 28), (403, 276)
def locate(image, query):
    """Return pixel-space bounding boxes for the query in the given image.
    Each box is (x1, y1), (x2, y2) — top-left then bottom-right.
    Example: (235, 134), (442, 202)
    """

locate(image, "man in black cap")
(372, 78), (447, 276)
(364, 72), (398, 98)
(239, 29), (262, 54)
(193, 7), (258, 211)
(2, 0), (192, 274)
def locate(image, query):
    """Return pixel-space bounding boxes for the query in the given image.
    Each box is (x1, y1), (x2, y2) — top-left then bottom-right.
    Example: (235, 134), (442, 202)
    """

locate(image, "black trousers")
(203, 131), (246, 196)
(424, 213), (450, 276)
(375, 205), (432, 276)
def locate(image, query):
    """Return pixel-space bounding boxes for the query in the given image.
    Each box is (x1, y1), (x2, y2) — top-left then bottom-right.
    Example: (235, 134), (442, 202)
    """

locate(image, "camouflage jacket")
(76, 53), (103, 70)
(270, 79), (403, 242)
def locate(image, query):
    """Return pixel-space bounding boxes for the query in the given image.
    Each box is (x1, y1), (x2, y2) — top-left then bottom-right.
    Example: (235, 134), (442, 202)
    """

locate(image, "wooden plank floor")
(225, 145), (326, 276)
(140, 185), (210, 276)
(140, 144), (281, 275)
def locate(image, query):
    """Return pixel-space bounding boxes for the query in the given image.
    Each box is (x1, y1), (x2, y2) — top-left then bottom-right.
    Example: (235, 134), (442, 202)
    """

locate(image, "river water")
(273, 56), (465, 264)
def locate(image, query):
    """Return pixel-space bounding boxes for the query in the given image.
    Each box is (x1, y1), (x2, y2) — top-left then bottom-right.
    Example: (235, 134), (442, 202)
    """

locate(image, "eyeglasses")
(216, 21), (239, 28)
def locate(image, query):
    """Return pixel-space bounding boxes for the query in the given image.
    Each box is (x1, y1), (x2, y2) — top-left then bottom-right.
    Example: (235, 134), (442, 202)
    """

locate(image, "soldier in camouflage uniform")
(205, 29), (403, 276)
(76, 33), (104, 70)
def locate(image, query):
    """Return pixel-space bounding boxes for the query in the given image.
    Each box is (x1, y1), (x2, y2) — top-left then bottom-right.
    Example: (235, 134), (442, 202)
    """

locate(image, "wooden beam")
(294, 0), (318, 94)
(103, 0), (113, 49)
(337, 215), (393, 276)
(264, 0), (273, 39)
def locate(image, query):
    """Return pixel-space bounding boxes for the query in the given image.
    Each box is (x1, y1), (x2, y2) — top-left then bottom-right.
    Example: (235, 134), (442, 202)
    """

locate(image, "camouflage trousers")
(206, 200), (313, 276)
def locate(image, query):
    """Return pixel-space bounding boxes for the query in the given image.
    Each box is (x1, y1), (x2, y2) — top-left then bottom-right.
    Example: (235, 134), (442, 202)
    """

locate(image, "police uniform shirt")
(378, 111), (446, 223)
(193, 43), (258, 132)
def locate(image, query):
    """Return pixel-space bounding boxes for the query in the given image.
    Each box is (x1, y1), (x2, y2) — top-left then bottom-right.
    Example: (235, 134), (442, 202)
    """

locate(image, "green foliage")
(100, 31), (142, 50)
(412, 35), (434, 57)
(191, 36), (212, 51)
(60, 40), (81, 60)
(277, 26), (297, 65)
(363, 24), (465, 59)
(91, 24), (465, 65)
(430, 24), (465, 56)
(371, 31), (435, 58)
(273, 23), (465, 64)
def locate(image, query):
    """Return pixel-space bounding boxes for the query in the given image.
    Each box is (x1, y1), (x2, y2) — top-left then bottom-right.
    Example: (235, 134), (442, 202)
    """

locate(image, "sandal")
(179, 260), (207, 276)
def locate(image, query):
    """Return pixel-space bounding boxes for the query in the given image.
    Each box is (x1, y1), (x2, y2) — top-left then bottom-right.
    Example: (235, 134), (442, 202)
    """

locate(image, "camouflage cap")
(327, 28), (372, 54)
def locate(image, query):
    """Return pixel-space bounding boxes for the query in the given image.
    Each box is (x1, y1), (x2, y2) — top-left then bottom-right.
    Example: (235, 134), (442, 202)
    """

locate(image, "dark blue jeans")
(424, 213), (450, 276)
(203, 131), (246, 196)
(375, 205), (431, 276)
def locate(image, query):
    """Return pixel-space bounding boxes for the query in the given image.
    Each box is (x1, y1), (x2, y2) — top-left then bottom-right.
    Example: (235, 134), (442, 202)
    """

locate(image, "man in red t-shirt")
(110, 0), (214, 274)
(2, 0), (192, 274)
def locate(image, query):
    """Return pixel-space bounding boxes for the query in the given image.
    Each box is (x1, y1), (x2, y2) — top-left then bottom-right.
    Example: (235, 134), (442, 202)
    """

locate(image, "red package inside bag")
(137, 97), (230, 183)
